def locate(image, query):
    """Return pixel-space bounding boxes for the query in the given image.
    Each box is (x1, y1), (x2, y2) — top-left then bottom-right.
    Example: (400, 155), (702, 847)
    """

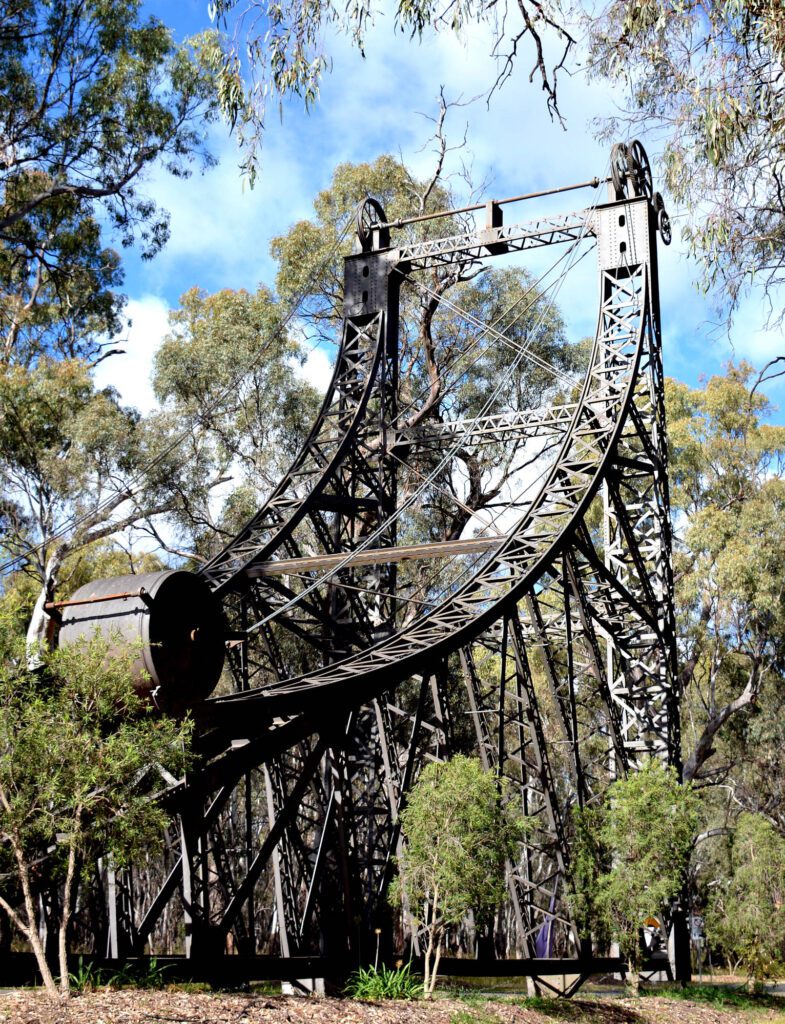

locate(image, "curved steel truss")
(94, 146), (683, 988)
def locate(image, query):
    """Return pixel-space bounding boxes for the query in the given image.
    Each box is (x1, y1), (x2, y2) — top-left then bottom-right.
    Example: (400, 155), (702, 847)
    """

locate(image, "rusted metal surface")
(45, 589), (149, 610)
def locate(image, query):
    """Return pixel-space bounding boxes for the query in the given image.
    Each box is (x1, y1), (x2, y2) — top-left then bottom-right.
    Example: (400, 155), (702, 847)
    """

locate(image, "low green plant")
(102, 962), (136, 988)
(344, 962), (423, 1000)
(132, 956), (171, 989)
(642, 983), (785, 1010)
(67, 956), (106, 993)
(66, 955), (172, 993)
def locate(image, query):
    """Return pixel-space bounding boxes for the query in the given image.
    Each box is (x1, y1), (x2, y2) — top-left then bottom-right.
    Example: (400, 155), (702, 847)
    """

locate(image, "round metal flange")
(356, 197), (388, 252)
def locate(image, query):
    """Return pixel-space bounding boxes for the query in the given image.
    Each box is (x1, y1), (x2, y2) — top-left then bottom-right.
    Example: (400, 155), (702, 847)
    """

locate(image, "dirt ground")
(1, 991), (784, 1024)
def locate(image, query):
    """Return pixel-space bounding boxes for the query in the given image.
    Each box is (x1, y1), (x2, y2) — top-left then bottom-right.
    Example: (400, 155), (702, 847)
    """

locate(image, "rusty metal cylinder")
(57, 570), (225, 711)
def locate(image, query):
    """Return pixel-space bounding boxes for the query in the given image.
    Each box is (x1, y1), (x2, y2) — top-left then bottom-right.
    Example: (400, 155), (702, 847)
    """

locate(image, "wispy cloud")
(114, 6), (784, 414)
(93, 295), (169, 414)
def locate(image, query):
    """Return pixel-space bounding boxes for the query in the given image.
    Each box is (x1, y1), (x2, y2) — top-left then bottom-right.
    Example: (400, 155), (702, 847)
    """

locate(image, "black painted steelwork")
(64, 142), (684, 991)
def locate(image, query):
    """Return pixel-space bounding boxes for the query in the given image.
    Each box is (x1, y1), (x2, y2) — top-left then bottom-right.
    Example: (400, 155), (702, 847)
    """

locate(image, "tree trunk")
(683, 661), (761, 782)
(26, 552), (64, 668)
(58, 822), (80, 997)
(11, 848), (58, 998)
(428, 939), (443, 998)
(422, 886), (439, 999)
(626, 945), (640, 997)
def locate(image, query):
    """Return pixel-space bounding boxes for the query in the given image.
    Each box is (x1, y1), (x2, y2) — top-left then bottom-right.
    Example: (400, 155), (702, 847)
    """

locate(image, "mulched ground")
(1, 992), (783, 1024)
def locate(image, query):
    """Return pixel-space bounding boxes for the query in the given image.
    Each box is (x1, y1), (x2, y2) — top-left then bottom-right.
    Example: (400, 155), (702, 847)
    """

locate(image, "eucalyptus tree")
(392, 756), (525, 996)
(572, 760), (698, 993)
(0, 612), (192, 999)
(0, 0), (225, 645)
(667, 361), (785, 785)
(705, 813), (785, 988)
(151, 284), (322, 561)
(0, 0), (220, 366)
(587, 0), (785, 323)
(0, 357), (223, 652)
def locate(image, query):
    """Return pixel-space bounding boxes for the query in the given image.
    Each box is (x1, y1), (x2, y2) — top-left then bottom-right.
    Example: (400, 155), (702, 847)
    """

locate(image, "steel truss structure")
(87, 143), (685, 989)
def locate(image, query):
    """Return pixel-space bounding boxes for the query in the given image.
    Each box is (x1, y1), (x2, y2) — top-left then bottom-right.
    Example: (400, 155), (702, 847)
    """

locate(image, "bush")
(391, 756), (526, 997)
(705, 813), (785, 987)
(570, 758), (698, 993)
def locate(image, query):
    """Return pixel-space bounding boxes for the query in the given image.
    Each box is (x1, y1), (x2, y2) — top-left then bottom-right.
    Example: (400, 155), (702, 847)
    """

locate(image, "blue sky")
(95, 1), (785, 418)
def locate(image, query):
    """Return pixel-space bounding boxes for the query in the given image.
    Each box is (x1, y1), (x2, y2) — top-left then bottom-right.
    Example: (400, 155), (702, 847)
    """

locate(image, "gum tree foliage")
(572, 759), (698, 994)
(206, 0), (785, 331)
(0, 355), (225, 655)
(567, 805), (606, 947)
(205, 0), (574, 179)
(151, 285), (321, 559)
(0, 0), (221, 367)
(0, 1), (226, 652)
(587, 0), (785, 321)
(705, 812), (785, 987)
(0, 607), (192, 999)
(666, 362), (785, 784)
(391, 755), (525, 997)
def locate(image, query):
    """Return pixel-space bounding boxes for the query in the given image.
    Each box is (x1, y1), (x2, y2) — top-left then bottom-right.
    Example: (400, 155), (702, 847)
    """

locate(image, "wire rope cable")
(241, 188), (604, 637)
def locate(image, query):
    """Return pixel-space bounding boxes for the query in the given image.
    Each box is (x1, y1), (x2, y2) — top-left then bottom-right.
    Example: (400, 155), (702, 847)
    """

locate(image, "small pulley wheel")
(628, 139), (653, 201)
(658, 208), (672, 245)
(652, 191), (672, 244)
(356, 197), (388, 252)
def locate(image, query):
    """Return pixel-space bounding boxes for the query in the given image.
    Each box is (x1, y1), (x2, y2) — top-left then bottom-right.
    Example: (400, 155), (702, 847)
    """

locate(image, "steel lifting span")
(56, 140), (685, 991)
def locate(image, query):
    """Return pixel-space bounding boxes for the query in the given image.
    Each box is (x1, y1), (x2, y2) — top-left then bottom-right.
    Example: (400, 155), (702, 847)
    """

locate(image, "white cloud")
(295, 346), (334, 393)
(93, 295), (170, 414)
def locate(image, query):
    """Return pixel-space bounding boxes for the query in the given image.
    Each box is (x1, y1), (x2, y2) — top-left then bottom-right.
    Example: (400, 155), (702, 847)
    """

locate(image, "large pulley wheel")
(611, 139), (654, 201)
(610, 142), (629, 198)
(628, 139), (653, 201)
(356, 197), (389, 252)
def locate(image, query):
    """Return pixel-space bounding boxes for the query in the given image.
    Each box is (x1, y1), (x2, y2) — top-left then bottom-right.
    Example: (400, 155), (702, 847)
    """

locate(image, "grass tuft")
(451, 1009), (503, 1024)
(642, 982), (785, 1009)
(344, 962), (423, 1000)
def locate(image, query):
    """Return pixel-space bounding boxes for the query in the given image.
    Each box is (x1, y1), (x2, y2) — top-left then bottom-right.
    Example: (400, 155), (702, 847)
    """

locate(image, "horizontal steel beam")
(390, 211), (594, 270)
(246, 536), (509, 576)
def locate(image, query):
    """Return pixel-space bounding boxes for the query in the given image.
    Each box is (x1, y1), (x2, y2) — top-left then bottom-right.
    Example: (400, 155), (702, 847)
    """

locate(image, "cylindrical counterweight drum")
(57, 570), (225, 710)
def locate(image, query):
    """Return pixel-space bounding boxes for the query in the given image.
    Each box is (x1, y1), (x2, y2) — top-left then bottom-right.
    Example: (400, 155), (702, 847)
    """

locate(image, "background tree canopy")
(0, 0), (221, 368)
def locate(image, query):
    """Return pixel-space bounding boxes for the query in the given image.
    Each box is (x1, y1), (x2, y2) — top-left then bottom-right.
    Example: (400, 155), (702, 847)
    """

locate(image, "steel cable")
(242, 195), (602, 636)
